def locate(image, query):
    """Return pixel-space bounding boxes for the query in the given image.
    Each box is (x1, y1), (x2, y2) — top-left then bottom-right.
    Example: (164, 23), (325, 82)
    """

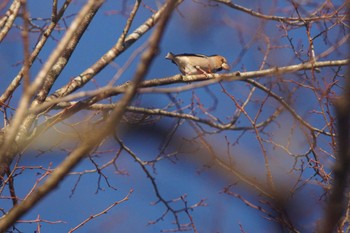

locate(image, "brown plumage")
(165, 52), (230, 75)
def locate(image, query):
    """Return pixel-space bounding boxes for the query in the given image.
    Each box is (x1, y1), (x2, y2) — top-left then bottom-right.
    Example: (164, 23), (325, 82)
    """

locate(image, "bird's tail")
(165, 52), (175, 60)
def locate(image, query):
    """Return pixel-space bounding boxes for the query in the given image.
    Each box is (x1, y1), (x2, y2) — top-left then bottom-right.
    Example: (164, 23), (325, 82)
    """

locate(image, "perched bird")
(165, 52), (230, 75)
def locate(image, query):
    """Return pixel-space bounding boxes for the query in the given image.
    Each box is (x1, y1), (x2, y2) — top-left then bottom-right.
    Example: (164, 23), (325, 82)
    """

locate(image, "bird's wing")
(174, 53), (208, 58)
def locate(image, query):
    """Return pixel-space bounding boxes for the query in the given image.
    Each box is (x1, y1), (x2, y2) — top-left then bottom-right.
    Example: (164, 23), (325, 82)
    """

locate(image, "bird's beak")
(222, 63), (230, 70)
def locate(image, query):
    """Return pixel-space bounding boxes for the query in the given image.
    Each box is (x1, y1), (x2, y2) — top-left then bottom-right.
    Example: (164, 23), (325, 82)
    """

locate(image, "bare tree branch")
(321, 45), (350, 233)
(0, 0), (179, 231)
(0, 0), (72, 105)
(0, 0), (21, 42)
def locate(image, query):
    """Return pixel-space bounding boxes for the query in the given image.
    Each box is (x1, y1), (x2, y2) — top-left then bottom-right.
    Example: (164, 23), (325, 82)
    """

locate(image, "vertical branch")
(107, 0), (142, 86)
(20, 0), (30, 91)
(321, 74), (350, 232)
(321, 6), (350, 231)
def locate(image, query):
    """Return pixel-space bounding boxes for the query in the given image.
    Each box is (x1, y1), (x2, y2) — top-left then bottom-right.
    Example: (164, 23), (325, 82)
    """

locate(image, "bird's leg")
(194, 66), (211, 78)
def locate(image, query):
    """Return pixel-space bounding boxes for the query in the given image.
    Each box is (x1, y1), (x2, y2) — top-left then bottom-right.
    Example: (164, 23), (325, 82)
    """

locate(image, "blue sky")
(0, 0), (347, 232)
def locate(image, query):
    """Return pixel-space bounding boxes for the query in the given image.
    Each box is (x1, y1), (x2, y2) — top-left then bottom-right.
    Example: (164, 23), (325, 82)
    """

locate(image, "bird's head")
(218, 56), (230, 71)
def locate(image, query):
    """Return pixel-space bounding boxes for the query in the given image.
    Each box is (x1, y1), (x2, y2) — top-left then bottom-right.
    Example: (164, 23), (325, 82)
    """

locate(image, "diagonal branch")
(0, 0), (179, 231)
(0, 0), (72, 105)
(0, 0), (104, 182)
(0, 0), (21, 42)
(46, 0), (183, 101)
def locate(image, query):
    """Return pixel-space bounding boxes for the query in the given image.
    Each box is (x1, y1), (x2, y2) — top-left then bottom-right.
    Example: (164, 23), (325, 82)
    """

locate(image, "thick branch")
(46, 0), (183, 101)
(0, 0), (21, 42)
(0, 0), (178, 230)
(0, 0), (104, 187)
(0, 0), (72, 105)
(28, 59), (350, 115)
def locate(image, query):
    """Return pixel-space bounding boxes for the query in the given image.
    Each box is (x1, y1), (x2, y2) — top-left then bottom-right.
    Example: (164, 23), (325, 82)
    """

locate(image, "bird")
(165, 52), (230, 75)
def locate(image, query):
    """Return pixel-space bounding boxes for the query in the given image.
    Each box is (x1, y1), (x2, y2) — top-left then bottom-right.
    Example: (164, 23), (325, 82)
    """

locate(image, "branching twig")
(321, 55), (350, 233)
(68, 189), (133, 233)
(0, 0), (179, 231)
